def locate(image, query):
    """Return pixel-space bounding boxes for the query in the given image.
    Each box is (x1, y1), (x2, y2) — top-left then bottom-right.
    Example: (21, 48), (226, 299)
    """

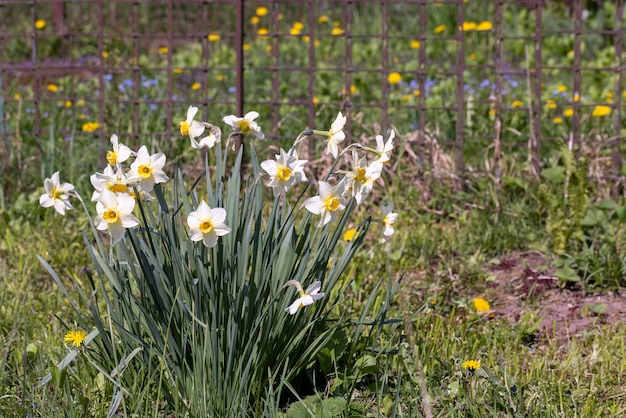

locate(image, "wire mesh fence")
(1, 0), (625, 181)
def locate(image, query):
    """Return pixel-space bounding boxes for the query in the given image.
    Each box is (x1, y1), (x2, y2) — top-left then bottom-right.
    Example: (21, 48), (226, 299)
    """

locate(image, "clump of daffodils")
(40, 107), (399, 314)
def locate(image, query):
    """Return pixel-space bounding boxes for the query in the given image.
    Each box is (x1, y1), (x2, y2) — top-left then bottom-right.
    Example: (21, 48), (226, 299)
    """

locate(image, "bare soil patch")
(486, 251), (626, 343)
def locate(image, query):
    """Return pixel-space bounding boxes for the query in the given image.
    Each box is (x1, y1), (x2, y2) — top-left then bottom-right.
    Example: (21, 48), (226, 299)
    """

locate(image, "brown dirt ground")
(485, 251), (626, 343)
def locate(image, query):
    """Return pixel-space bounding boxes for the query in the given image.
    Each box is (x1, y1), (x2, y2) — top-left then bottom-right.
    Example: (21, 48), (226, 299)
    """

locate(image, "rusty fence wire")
(1, 0), (625, 182)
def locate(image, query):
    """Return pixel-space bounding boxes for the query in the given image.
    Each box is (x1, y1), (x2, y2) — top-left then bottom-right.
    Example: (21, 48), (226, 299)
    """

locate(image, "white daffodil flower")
(284, 280), (324, 315)
(303, 181), (346, 227)
(343, 150), (383, 205)
(223, 111), (265, 140)
(260, 148), (307, 196)
(90, 166), (141, 202)
(187, 200), (231, 248)
(127, 145), (169, 192)
(191, 123), (221, 150)
(94, 188), (140, 244)
(381, 203), (398, 243)
(106, 134), (133, 168)
(39, 171), (75, 215)
(375, 129), (395, 164)
(326, 111), (346, 158)
(179, 105), (207, 142)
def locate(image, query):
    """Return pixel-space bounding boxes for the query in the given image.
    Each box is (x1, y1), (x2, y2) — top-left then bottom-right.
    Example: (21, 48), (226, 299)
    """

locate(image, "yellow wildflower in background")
(461, 21), (477, 31)
(318, 15), (329, 23)
(290, 27), (301, 36)
(82, 122), (100, 132)
(573, 93), (580, 102)
(468, 53), (477, 60)
(331, 27), (344, 36)
(563, 108), (573, 117)
(553, 117), (563, 124)
(77, 99), (85, 106)
(592, 105), (611, 117)
(414, 89), (420, 96)
(546, 99), (557, 109)
(243, 43), (251, 51)
(266, 45), (272, 52)
(512, 100), (523, 108)
(47, 83), (59, 93)
(14, 93), (21, 100)
(257, 28), (269, 37)
(64, 100), (72, 108)
(35, 19), (46, 30)
(606, 92), (613, 104)
(343, 228), (357, 242)
(256, 6), (268, 16)
(476, 21), (493, 31)
(250, 16), (260, 25)
(64, 330), (88, 348)
(410, 40), (421, 49)
(333, 20), (341, 27)
(462, 360), (480, 371)
(472, 297), (490, 312)
(173, 68), (183, 74)
(216, 74), (225, 81)
(388, 72), (402, 85)
(102, 51), (109, 58)
(208, 33), (220, 42)
(191, 82), (201, 91)
(313, 97), (319, 104)
(557, 84), (567, 93)
(434, 24), (446, 34)
(293, 22), (304, 31)
(158, 46), (168, 54)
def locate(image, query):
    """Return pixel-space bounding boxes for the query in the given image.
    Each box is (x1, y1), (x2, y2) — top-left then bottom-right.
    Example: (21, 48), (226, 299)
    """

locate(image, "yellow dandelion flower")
(289, 27), (301, 36)
(468, 53), (477, 60)
(546, 99), (557, 109)
(81, 121), (100, 133)
(557, 84), (567, 93)
(256, 6), (268, 16)
(65, 100), (72, 108)
(173, 68), (183, 74)
(64, 329), (88, 348)
(461, 21), (477, 31)
(476, 21), (493, 31)
(343, 228), (358, 242)
(265, 45), (272, 52)
(47, 83), (59, 93)
(333, 20), (341, 27)
(303, 35), (310, 42)
(350, 84), (357, 94)
(191, 82), (201, 91)
(101, 51), (109, 58)
(250, 16), (260, 25)
(592, 105), (611, 117)
(243, 43), (251, 51)
(402, 94), (411, 101)
(292, 22), (304, 31)
(77, 99), (85, 106)
(622, 91), (626, 100)
(208, 33), (220, 42)
(413, 89), (420, 96)
(318, 15), (329, 24)
(158, 46), (168, 55)
(472, 297), (490, 312)
(488, 108), (496, 117)
(14, 93), (21, 100)
(573, 93), (580, 102)
(257, 28), (269, 37)
(434, 24), (446, 34)
(563, 108), (573, 117)
(313, 96), (319, 104)
(35, 19), (46, 30)
(410, 40), (421, 49)
(216, 74), (225, 81)
(553, 117), (563, 124)
(331, 27), (344, 36)
(462, 360), (480, 371)
(512, 100), (523, 108)
(388, 72), (402, 85)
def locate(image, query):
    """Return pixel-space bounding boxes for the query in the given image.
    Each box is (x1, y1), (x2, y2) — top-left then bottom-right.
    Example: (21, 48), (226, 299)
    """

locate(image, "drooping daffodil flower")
(284, 280), (325, 314)
(223, 111), (265, 140)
